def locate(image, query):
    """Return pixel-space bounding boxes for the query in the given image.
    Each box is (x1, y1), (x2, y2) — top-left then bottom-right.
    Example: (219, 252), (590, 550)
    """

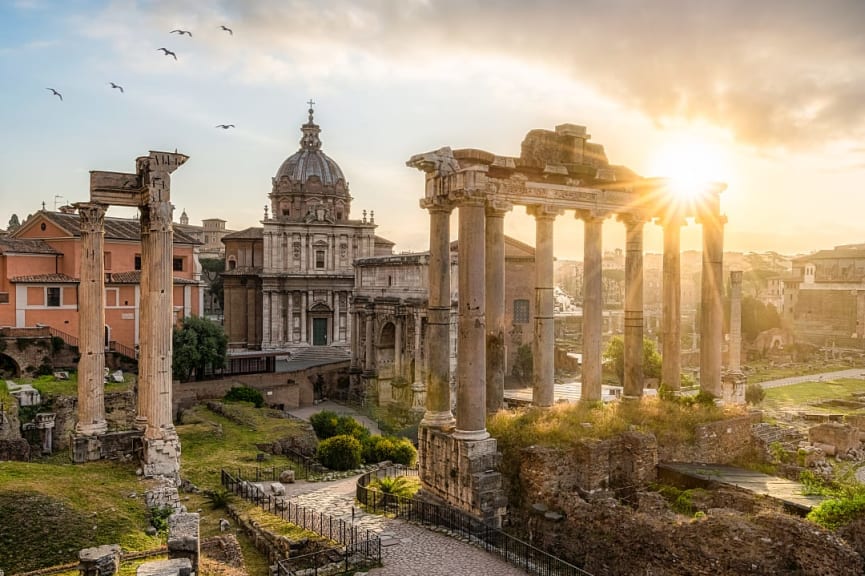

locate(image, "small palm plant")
(204, 488), (234, 510)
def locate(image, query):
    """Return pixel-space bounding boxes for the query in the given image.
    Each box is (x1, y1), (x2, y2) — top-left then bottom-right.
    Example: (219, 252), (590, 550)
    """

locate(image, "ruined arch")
(0, 353), (21, 379)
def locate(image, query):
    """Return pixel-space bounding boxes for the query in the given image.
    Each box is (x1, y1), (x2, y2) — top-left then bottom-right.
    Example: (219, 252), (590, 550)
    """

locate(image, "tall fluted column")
(662, 218), (684, 390)
(140, 197), (175, 438)
(394, 314), (403, 380)
(364, 309), (374, 372)
(485, 200), (511, 413)
(75, 202), (108, 435)
(622, 215), (645, 398)
(729, 270), (743, 371)
(454, 196), (488, 440)
(700, 210), (726, 396)
(420, 199), (455, 429)
(262, 291), (272, 348)
(578, 210), (604, 401)
(350, 305), (359, 369)
(528, 206), (559, 407)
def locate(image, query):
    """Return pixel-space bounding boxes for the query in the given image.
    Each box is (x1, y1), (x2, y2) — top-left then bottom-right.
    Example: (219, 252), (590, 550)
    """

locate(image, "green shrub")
(371, 476), (417, 499)
(317, 434), (362, 471)
(807, 489), (865, 529)
(310, 410), (370, 440)
(362, 435), (417, 466)
(745, 383), (766, 405)
(51, 336), (65, 353)
(224, 386), (264, 408)
(203, 488), (233, 510)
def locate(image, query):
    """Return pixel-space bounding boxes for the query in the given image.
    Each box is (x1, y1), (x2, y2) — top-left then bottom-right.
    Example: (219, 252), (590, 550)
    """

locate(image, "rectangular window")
(103, 252), (112, 270)
(173, 257), (184, 271)
(513, 299), (529, 324)
(315, 250), (325, 269)
(47, 287), (61, 307)
(0, 292), (8, 304)
(134, 254), (142, 270)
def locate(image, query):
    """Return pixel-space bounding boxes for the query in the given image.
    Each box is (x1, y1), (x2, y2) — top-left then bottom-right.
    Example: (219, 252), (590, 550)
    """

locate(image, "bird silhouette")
(215, 124), (235, 129)
(170, 29), (192, 36)
(46, 87), (62, 101)
(157, 47), (177, 60)
(109, 82), (124, 93)
(219, 25), (233, 35)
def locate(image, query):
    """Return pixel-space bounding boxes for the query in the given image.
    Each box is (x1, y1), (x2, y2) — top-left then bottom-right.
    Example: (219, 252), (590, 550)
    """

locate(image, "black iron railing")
(356, 466), (592, 576)
(221, 468), (381, 574)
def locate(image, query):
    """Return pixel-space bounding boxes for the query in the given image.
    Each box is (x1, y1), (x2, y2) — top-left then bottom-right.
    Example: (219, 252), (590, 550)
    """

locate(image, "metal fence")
(221, 469), (381, 574)
(356, 466), (593, 576)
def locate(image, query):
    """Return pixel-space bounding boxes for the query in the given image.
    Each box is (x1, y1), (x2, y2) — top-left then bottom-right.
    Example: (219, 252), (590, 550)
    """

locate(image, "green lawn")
(763, 378), (865, 413)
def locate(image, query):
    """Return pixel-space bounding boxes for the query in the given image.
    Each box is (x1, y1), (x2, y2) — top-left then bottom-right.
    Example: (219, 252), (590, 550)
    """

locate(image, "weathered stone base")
(168, 512), (200, 574)
(136, 558), (192, 576)
(72, 430), (142, 464)
(410, 386), (426, 413)
(79, 544), (121, 576)
(141, 430), (181, 481)
(721, 370), (746, 405)
(417, 425), (507, 527)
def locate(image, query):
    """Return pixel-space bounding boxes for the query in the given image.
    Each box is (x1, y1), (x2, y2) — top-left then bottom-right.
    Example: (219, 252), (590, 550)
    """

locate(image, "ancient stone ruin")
(72, 151), (188, 481)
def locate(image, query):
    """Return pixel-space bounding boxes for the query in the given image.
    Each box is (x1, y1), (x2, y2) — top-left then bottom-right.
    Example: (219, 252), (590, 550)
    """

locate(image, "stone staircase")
(278, 346), (350, 371)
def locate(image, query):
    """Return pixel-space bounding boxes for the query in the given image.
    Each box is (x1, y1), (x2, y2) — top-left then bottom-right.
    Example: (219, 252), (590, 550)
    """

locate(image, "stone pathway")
(274, 476), (528, 575)
(757, 368), (865, 389)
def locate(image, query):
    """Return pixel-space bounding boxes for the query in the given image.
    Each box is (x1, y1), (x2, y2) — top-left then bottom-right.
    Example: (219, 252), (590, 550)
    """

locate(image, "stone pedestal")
(721, 370), (746, 405)
(35, 412), (55, 455)
(72, 434), (102, 463)
(141, 429), (181, 481)
(417, 425), (506, 527)
(167, 512), (200, 574)
(78, 544), (121, 576)
(136, 559), (192, 576)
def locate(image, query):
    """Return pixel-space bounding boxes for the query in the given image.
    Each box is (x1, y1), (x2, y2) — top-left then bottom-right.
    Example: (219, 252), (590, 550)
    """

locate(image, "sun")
(648, 129), (731, 199)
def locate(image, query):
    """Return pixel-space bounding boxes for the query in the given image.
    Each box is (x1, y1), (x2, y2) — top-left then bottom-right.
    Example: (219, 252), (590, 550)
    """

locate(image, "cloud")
(128, 0), (865, 151)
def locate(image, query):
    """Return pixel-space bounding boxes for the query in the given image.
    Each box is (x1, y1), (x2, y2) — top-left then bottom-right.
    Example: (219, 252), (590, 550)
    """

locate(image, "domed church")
(222, 105), (394, 352)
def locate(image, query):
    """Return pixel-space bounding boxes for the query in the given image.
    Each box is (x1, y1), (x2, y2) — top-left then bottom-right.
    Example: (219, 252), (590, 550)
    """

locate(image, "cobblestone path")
(282, 476), (527, 575)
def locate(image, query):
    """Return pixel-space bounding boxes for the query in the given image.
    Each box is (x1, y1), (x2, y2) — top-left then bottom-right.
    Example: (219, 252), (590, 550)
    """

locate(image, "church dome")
(270, 105), (352, 223)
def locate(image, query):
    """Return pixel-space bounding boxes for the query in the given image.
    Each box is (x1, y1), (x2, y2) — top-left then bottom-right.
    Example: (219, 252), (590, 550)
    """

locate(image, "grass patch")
(763, 378), (865, 412)
(488, 396), (743, 452)
(0, 460), (162, 573)
(746, 362), (860, 384)
(16, 372), (135, 397)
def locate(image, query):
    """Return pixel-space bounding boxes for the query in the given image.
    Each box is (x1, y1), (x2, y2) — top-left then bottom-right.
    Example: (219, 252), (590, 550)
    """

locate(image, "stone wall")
(658, 415), (756, 464)
(0, 333), (55, 377)
(52, 391), (137, 451)
(809, 423), (861, 455)
(519, 432), (658, 499)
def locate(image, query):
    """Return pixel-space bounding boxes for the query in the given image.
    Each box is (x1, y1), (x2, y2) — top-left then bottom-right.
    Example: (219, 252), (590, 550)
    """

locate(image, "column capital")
(485, 199), (513, 218)
(526, 204), (563, 220)
(697, 210), (729, 227)
(75, 203), (107, 232)
(419, 196), (454, 213)
(617, 212), (650, 228)
(656, 214), (688, 228)
(575, 208), (608, 223)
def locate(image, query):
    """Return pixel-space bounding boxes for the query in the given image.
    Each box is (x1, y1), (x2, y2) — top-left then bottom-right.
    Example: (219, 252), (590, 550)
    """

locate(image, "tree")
(200, 258), (225, 312)
(172, 315), (228, 381)
(7, 214), (20, 232)
(602, 335), (662, 385)
(741, 296), (781, 341)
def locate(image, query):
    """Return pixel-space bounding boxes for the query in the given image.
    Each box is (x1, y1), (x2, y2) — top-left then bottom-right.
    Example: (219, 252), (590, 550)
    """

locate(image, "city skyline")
(2, 0), (864, 258)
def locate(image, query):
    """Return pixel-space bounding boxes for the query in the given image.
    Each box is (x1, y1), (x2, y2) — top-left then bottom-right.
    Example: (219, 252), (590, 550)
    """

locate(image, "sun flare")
(648, 129), (732, 199)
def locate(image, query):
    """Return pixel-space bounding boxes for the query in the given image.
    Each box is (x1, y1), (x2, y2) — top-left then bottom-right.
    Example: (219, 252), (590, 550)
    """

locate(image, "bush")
(224, 386), (264, 408)
(808, 489), (865, 529)
(310, 410), (370, 440)
(362, 435), (418, 466)
(51, 336), (65, 353)
(317, 434), (362, 471)
(745, 383), (766, 405)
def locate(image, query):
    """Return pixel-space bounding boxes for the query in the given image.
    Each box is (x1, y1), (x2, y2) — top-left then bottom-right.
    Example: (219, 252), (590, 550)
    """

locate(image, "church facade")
(222, 107), (392, 352)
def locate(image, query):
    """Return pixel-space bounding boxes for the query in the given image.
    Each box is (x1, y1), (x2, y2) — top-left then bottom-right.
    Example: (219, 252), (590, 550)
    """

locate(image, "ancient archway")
(0, 353), (20, 379)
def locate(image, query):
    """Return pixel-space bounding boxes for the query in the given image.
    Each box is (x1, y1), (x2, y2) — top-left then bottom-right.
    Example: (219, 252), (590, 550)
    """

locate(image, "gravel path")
(756, 368), (865, 389)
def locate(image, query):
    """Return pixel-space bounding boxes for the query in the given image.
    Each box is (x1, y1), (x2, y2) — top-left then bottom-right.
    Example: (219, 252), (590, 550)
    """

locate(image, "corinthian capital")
(75, 203), (106, 233)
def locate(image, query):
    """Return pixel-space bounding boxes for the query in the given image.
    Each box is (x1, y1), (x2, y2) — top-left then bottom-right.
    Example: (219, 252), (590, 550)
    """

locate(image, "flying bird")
(109, 82), (124, 93)
(46, 87), (62, 101)
(170, 29), (192, 36)
(219, 25), (233, 35)
(157, 47), (177, 60)
(215, 124), (235, 129)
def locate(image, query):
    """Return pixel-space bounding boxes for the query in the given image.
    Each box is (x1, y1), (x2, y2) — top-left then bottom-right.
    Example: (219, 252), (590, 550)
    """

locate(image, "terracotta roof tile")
(0, 237), (62, 255)
(40, 211), (201, 244)
(9, 273), (78, 283)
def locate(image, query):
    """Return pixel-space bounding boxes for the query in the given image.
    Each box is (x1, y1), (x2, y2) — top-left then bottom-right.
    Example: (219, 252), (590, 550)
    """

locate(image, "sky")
(2, 0), (864, 259)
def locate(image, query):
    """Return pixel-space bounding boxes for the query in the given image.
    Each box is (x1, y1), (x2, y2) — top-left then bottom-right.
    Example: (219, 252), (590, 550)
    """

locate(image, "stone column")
(420, 199), (455, 429)
(411, 309), (425, 411)
(578, 210), (604, 401)
(350, 306), (359, 369)
(528, 206), (559, 407)
(485, 200), (510, 413)
(300, 292), (308, 343)
(137, 152), (186, 479)
(262, 291), (272, 348)
(287, 292), (294, 343)
(454, 195), (488, 440)
(622, 215), (645, 398)
(364, 309), (374, 372)
(662, 218), (684, 390)
(394, 314), (403, 380)
(75, 202), (108, 436)
(729, 270), (743, 371)
(334, 291), (341, 344)
(700, 210), (726, 397)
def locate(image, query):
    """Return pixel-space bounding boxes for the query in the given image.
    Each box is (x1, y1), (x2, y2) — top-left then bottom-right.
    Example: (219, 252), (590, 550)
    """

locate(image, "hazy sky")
(2, 0), (864, 258)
